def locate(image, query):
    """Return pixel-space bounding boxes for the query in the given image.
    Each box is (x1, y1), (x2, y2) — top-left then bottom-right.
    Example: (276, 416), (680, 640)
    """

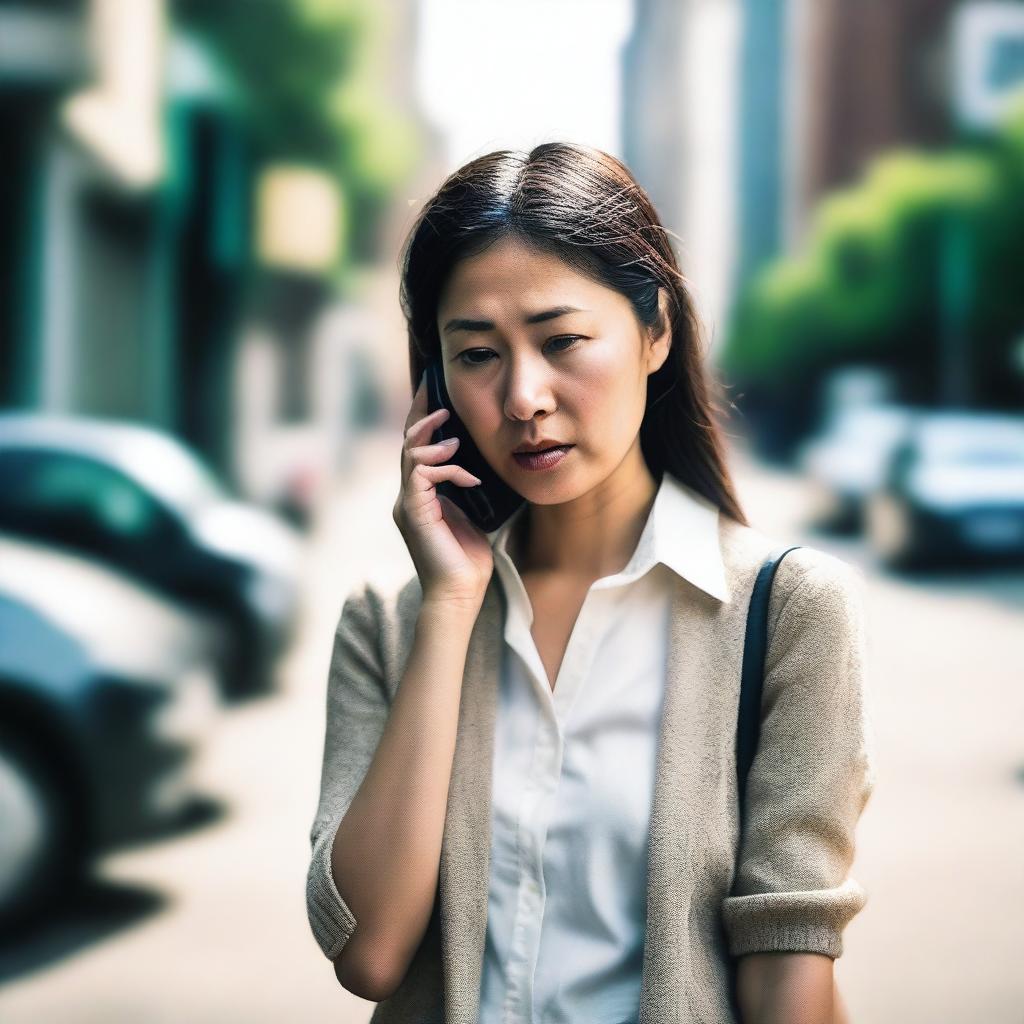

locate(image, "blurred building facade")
(0, 0), (250, 478)
(734, 0), (787, 293)
(619, 0), (970, 352)
(788, 0), (961, 243)
(621, 0), (689, 248)
(1, 0), (438, 515)
(622, 0), (741, 351)
(735, 0), (963, 293)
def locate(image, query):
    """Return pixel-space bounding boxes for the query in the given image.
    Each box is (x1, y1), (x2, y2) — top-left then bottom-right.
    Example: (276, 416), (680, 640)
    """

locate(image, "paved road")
(1, 430), (1021, 1022)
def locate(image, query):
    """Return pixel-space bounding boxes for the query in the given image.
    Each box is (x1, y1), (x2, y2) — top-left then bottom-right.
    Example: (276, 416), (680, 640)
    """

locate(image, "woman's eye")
(457, 349), (492, 367)
(457, 336), (584, 367)
(549, 334), (584, 352)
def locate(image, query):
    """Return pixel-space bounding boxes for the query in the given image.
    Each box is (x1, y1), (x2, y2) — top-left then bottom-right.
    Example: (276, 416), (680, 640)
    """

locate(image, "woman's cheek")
(568, 353), (624, 415)
(448, 381), (488, 431)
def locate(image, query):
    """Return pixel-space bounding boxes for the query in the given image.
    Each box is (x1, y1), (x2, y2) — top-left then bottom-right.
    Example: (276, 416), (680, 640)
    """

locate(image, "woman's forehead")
(439, 245), (619, 321)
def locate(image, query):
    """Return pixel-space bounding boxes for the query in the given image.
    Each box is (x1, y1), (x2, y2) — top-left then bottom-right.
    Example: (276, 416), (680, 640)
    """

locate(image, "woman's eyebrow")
(442, 305), (590, 336)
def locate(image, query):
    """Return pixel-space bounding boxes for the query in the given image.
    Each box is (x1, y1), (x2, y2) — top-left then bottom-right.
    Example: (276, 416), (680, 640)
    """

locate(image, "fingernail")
(441, 436), (458, 445)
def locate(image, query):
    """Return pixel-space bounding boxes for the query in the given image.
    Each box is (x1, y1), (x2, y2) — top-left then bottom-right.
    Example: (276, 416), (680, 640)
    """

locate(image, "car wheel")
(0, 725), (79, 935)
(865, 491), (921, 569)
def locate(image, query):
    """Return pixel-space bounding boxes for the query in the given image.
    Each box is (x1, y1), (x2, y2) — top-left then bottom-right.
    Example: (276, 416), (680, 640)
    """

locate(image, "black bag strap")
(736, 544), (803, 830)
(727, 542), (803, 1012)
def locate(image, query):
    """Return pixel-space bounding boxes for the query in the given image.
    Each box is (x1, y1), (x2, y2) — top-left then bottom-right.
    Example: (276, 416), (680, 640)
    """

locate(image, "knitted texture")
(306, 581), (389, 960)
(721, 561), (874, 959)
(305, 517), (876, 1023)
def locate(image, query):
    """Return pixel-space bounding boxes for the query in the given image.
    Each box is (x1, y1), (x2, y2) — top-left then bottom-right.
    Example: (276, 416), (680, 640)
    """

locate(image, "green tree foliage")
(720, 97), (1024, 407)
(174, 0), (422, 265)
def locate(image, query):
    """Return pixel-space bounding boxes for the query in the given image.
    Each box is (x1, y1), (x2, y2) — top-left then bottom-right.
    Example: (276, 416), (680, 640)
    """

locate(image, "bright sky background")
(416, 0), (634, 168)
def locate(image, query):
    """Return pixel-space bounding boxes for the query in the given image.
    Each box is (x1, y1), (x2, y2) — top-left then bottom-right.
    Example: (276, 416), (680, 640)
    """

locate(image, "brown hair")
(398, 141), (749, 527)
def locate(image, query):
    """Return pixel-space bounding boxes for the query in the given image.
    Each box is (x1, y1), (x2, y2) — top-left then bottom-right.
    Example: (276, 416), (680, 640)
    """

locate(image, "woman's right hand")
(393, 373), (495, 609)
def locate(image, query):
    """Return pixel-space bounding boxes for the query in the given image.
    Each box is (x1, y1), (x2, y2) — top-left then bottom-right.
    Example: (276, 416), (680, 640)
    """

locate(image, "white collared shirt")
(479, 471), (730, 1024)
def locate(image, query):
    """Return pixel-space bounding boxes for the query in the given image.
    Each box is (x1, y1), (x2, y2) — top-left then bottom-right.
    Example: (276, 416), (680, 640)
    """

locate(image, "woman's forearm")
(736, 951), (836, 1024)
(329, 598), (480, 999)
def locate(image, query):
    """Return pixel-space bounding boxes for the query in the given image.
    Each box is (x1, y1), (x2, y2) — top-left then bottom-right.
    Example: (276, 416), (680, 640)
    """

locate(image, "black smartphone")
(424, 356), (526, 532)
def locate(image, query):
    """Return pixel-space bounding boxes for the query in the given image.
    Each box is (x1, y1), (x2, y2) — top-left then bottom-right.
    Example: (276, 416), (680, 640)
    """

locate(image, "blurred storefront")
(0, 0), (252, 480)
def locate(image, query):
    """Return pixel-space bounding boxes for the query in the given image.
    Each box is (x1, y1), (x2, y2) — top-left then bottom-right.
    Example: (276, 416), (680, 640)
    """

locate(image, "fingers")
(404, 461), (481, 518)
(404, 369), (431, 430)
(406, 436), (459, 485)
(405, 371), (451, 441)
(402, 368), (481, 497)
(411, 461), (480, 489)
(408, 406), (450, 446)
(403, 407), (451, 479)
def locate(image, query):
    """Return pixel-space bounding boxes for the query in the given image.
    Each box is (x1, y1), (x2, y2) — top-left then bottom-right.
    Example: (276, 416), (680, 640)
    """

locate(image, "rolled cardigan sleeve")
(722, 558), (876, 960)
(306, 581), (391, 961)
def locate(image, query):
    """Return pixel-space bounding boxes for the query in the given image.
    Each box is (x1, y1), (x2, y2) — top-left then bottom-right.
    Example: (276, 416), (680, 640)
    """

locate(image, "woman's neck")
(510, 446), (661, 579)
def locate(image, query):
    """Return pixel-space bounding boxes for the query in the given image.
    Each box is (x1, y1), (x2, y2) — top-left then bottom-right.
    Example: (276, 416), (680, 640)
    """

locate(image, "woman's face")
(435, 235), (671, 505)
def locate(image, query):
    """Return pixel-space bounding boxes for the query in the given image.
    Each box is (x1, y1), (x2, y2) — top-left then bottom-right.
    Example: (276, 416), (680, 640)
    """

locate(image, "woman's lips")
(512, 444), (573, 471)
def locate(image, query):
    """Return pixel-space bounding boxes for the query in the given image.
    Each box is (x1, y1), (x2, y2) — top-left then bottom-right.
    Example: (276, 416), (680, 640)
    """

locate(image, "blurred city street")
(3, 1), (1024, 1020)
(0, 431), (1021, 1024)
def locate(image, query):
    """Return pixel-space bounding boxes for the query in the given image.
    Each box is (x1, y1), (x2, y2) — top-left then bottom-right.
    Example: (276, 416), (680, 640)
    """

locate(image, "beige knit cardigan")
(306, 513), (876, 1023)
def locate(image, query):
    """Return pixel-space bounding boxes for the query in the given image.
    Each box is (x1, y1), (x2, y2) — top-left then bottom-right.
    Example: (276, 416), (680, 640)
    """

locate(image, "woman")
(306, 142), (875, 1024)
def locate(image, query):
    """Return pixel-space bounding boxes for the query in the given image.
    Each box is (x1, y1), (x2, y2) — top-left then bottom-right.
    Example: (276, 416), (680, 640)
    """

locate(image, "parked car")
(799, 403), (917, 533)
(863, 411), (1024, 569)
(0, 534), (222, 935)
(0, 413), (304, 699)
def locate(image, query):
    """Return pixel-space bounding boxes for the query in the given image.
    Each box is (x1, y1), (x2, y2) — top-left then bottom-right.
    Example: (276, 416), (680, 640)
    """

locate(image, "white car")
(0, 533), (223, 934)
(863, 412), (1024, 569)
(799, 403), (916, 533)
(0, 413), (304, 699)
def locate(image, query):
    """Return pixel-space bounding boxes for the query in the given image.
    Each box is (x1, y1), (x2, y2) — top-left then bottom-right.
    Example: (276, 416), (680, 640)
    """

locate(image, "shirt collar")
(485, 471), (731, 604)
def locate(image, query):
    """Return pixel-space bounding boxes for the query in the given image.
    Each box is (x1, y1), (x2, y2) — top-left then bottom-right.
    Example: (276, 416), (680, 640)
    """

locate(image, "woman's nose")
(503, 365), (555, 422)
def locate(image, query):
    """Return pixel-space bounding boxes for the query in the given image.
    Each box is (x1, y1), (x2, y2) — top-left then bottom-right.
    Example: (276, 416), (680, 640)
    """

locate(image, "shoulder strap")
(736, 544), (803, 828)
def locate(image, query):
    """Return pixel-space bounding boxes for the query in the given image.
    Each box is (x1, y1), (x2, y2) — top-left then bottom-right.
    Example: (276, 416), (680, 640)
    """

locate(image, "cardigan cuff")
(721, 877), (867, 959)
(306, 813), (358, 960)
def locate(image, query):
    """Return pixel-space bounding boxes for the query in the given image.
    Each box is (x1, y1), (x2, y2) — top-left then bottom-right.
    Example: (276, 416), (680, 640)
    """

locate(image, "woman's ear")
(646, 287), (673, 374)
